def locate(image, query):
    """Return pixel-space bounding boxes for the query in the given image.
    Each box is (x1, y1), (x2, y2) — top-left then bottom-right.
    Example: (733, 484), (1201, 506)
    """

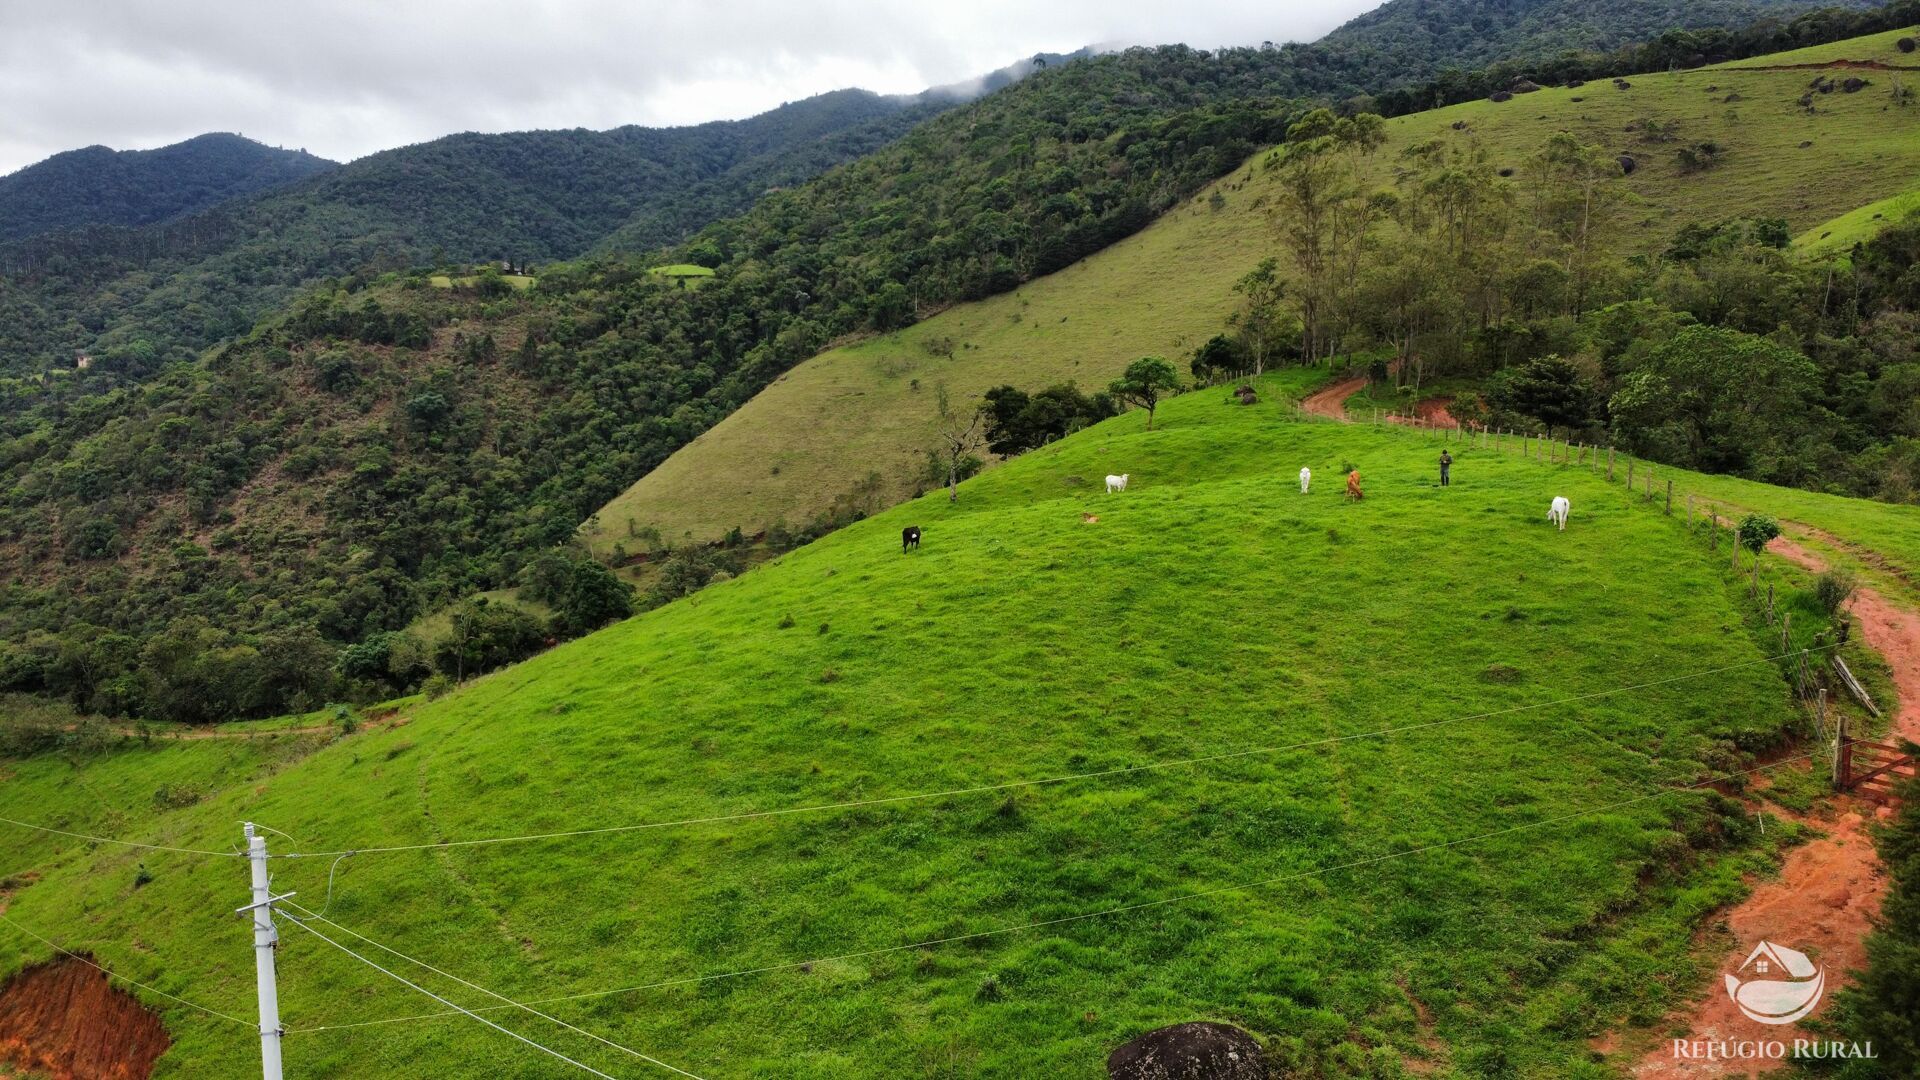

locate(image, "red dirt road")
(1298, 376), (1459, 427)
(1626, 536), (1916, 1077)
(1301, 376), (1368, 420)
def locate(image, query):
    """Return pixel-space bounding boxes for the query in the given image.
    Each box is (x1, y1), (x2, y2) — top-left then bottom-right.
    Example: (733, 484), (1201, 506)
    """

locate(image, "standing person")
(1438, 449), (1452, 487)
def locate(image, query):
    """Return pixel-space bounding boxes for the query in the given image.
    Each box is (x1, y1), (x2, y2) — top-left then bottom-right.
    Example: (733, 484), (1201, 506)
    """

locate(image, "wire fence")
(1285, 387), (1859, 766)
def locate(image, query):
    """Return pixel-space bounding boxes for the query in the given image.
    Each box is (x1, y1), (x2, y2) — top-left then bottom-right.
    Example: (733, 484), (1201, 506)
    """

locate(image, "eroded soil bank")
(1620, 535), (1915, 1076)
(0, 956), (170, 1080)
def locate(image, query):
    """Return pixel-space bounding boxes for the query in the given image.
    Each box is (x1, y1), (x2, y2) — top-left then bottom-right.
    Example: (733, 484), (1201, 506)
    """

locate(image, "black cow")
(902, 526), (921, 552)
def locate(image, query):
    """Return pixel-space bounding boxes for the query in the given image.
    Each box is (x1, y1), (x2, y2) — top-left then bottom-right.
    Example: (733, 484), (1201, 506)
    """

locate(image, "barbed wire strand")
(281, 901), (709, 1078)
(280, 911), (660, 1080)
(290, 750), (1813, 1034)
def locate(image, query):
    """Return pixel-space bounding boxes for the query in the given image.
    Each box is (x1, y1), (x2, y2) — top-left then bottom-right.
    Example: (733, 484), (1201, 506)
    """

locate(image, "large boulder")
(1108, 1022), (1266, 1080)
(1896, 36), (1915, 53)
(1489, 90), (1513, 103)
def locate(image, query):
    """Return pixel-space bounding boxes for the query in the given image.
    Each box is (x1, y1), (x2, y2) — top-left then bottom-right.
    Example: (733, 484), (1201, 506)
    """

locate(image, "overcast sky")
(0, 1), (1380, 176)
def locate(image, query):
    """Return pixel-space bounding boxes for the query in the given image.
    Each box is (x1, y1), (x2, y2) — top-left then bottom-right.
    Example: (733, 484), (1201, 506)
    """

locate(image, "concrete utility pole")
(242, 824), (286, 1080)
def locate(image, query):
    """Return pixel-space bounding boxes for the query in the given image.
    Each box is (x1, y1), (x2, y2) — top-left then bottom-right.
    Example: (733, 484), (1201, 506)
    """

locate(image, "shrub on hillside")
(981, 383), (1116, 455)
(1736, 514), (1781, 555)
(1813, 569), (1858, 619)
(431, 599), (546, 679)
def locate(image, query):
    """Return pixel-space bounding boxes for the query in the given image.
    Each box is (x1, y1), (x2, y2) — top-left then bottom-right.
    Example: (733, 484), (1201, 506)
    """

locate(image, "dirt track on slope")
(1301, 376), (1368, 420)
(1299, 377), (1460, 428)
(1624, 535), (1916, 1077)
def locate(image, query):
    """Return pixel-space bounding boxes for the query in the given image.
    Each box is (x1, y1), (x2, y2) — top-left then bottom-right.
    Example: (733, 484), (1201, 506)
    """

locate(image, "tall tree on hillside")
(1267, 108), (1386, 361)
(1230, 257), (1289, 375)
(1525, 133), (1625, 317)
(932, 382), (986, 503)
(1359, 137), (1516, 386)
(1108, 356), (1182, 431)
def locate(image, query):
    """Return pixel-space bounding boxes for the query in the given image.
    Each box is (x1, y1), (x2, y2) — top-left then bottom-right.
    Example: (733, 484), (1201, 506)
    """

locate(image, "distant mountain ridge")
(0, 132), (334, 244)
(0, 85), (983, 372)
(1321, 0), (1882, 79)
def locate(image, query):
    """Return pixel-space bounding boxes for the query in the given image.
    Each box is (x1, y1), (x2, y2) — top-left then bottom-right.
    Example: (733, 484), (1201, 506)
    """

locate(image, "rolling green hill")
(0, 133), (335, 244)
(0, 373), (1833, 1077)
(1795, 185), (1920, 258)
(590, 28), (1920, 552)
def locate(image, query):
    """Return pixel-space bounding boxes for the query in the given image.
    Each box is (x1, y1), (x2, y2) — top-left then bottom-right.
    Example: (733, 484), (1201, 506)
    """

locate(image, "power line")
(278, 911), (639, 1080)
(0, 910), (255, 1028)
(290, 750), (1816, 1034)
(279, 646), (1831, 860)
(280, 901), (709, 1079)
(0, 814), (242, 858)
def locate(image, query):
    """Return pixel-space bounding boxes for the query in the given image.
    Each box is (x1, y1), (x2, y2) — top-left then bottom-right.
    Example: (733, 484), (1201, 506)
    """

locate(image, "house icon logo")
(1724, 941), (1826, 1025)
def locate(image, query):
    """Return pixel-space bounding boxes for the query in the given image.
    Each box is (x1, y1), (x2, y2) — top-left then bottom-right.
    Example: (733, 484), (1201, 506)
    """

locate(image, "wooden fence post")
(1766, 584), (1775, 623)
(1607, 446), (1615, 481)
(1665, 479), (1673, 514)
(1830, 706), (1846, 790)
(1626, 459), (1633, 489)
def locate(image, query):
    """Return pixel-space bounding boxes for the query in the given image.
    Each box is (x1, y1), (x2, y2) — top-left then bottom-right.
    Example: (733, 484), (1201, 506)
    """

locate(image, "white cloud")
(0, 1), (1378, 174)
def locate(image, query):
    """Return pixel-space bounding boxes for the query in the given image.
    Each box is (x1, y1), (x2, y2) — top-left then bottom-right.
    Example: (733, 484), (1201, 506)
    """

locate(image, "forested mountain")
(1322, 0), (1878, 81)
(0, 133), (333, 244)
(0, 0), (1873, 379)
(0, 89), (947, 375)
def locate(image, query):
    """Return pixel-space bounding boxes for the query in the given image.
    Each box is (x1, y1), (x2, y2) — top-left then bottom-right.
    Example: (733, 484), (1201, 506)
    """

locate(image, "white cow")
(1548, 496), (1570, 531)
(1105, 473), (1129, 493)
(1299, 466), (1311, 494)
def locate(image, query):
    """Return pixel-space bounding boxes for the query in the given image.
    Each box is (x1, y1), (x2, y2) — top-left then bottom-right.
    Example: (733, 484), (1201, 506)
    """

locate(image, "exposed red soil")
(1623, 535), (1917, 1076)
(1301, 375), (1368, 420)
(1627, 800), (1886, 1078)
(0, 957), (170, 1080)
(1408, 396), (1458, 427)
(1297, 377), (1462, 428)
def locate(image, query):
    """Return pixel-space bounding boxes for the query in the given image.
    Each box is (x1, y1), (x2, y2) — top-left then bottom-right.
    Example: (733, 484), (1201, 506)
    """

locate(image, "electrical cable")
(281, 901), (709, 1079)
(279, 911), (645, 1080)
(0, 815), (242, 858)
(0, 910), (255, 1028)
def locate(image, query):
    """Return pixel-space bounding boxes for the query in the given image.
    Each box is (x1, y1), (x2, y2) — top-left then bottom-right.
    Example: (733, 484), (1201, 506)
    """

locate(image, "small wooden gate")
(1837, 736), (1917, 801)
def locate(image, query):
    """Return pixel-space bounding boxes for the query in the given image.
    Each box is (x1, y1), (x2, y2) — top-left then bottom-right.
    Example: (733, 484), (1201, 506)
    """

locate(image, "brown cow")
(1345, 469), (1364, 501)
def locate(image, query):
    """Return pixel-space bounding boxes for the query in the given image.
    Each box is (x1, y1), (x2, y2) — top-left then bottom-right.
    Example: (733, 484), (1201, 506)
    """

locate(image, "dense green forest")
(0, 89), (945, 375)
(1373, 0), (1920, 112)
(0, 133), (333, 244)
(1330, 0), (1878, 88)
(0, 41), (1305, 721)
